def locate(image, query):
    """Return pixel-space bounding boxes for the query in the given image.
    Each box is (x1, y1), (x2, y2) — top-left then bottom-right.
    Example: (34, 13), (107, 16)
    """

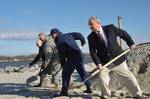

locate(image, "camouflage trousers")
(39, 59), (62, 85)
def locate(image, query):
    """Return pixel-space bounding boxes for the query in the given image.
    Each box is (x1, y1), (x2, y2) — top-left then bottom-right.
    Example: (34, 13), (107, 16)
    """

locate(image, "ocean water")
(0, 53), (93, 69)
(0, 61), (32, 69)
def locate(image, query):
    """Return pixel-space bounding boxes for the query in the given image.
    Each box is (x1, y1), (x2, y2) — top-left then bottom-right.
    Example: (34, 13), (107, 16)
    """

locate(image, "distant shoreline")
(0, 54), (36, 62)
(0, 53), (92, 63)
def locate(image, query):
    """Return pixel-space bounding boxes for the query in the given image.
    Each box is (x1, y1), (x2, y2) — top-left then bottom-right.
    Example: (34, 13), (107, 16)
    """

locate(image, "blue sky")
(0, 0), (150, 56)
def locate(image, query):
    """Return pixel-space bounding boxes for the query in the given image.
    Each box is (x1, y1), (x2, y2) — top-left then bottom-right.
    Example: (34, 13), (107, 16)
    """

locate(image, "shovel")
(70, 48), (131, 89)
(26, 75), (39, 84)
(26, 68), (42, 84)
(70, 44), (148, 89)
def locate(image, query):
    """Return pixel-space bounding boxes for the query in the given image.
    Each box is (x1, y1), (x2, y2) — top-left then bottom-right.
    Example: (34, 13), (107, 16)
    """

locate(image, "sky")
(0, 0), (150, 56)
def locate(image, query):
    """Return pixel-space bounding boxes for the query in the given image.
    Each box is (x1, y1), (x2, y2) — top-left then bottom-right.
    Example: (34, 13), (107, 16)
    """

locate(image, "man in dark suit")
(50, 28), (92, 96)
(87, 16), (143, 99)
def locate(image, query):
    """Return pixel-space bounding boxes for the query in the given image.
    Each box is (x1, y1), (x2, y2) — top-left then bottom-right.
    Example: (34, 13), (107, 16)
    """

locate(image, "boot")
(83, 86), (92, 93)
(33, 83), (41, 87)
(33, 78), (42, 87)
(53, 88), (68, 97)
(53, 92), (68, 97)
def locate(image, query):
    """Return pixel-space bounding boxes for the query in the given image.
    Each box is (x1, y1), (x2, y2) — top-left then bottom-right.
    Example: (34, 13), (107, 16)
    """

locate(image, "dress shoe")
(135, 95), (144, 99)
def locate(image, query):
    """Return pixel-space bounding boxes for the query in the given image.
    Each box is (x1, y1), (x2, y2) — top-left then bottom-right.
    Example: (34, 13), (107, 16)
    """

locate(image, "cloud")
(0, 17), (11, 24)
(0, 30), (38, 41)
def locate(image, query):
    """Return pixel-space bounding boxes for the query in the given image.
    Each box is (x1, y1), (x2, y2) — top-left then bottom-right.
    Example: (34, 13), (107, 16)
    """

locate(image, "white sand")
(1, 64), (148, 99)
(0, 65), (103, 99)
(0, 70), (41, 99)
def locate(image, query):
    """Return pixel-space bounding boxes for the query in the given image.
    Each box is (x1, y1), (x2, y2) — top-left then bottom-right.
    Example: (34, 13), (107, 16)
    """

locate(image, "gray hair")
(38, 32), (47, 37)
(38, 32), (47, 41)
(88, 16), (101, 25)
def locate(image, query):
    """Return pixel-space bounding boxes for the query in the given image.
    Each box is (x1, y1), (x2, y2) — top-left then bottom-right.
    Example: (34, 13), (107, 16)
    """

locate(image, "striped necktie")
(97, 31), (108, 47)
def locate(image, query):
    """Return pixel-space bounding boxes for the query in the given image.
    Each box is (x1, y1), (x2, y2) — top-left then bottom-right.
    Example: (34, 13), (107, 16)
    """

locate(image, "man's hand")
(130, 44), (136, 49)
(97, 64), (103, 71)
(81, 43), (84, 47)
(81, 41), (86, 46)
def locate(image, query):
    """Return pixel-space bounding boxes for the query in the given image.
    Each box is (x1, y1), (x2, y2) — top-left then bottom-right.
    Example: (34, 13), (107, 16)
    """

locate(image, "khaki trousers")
(99, 61), (142, 97)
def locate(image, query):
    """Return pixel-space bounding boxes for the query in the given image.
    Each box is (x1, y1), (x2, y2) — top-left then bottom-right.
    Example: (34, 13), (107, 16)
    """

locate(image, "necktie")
(97, 31), (108, 47)
(97, 31), (104, 40)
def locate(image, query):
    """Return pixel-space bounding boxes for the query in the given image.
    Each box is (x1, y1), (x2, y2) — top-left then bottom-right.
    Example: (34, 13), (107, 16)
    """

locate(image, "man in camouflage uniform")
(29, 32), (61, 88)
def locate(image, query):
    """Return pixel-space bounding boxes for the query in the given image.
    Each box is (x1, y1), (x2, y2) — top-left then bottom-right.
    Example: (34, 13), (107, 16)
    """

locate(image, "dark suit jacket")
(55, 32), (85, 67)
(87, 24), (135, 66)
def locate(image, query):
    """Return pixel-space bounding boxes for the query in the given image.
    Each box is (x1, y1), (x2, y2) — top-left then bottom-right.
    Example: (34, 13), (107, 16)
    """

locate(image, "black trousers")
(61, 49), (91, 93)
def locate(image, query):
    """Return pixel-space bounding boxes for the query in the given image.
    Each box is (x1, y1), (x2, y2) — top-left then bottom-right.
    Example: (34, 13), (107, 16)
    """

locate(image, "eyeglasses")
(38, 37), (42, 40)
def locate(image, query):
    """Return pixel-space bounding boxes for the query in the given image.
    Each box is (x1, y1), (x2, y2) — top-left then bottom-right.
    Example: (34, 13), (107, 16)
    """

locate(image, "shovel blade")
(26, 76), (38, 84)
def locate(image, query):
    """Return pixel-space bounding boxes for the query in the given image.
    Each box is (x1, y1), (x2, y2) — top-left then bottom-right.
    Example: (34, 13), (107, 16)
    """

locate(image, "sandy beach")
(0, 65), (150, 99)
(0, 64), (149, 99)
(0, 64), (103, 99)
